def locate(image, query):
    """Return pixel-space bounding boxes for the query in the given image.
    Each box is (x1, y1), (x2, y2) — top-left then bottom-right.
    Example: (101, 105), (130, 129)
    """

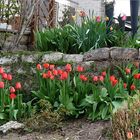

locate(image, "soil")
(0, 119), (111, 140)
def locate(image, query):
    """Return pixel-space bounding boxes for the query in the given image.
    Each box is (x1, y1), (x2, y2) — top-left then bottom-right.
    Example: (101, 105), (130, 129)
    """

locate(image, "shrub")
(112, 94), (140, 140)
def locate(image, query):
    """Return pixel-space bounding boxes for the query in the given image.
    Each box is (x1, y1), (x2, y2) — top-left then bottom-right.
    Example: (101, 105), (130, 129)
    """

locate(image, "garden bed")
(0, 119), (110, 140)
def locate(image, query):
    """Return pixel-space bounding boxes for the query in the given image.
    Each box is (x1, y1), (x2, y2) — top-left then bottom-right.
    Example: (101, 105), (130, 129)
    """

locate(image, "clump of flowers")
(0, 66), (27, 121)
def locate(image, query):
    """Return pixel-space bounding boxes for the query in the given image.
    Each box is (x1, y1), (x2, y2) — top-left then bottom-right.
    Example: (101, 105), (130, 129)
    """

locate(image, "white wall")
(114, 0), (130, 17)
(75, 0), (104, 17)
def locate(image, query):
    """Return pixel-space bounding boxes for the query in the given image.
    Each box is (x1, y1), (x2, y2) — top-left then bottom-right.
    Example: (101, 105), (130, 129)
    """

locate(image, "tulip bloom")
(130, 84), (135, 91)
(43, 63), (49, 69)
(60, 71), (68, 80)
(80, 75), (88, 81)
(15, 82), (21, 90)
(122, 15), (127, 21)
(79, 11), (86, 17)
(76, 65), (84, 72)
(134, 73), (140, 79)
(52, 69), (58, 76)
(49, 64), (55, 70)
(10, 93), (16, 100)
(93, 76), (98, 82)
(2, 73), (7, 80)
(125, 68), (131, 74)
(0, 81), (4, 88)
(101, 71), (106, 77)
(7, 74), (12, 81)
(42, 73), (48, 79)
(123, 83), (127, 89)
(36, 64), (42, 70)
(65, 64), (72, 72)
(99, 76), (104, 82)
(127, 132), (133, 139)
(0, 67), (4, 74)
(110, 75), (116, 82)
(96, 16), (101, 22)
(10, 87), (16, 93)
(57, 69), (63, 75)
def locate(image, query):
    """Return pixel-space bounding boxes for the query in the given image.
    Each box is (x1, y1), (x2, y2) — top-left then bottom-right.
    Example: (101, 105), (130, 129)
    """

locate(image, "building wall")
(75, 0), (104, 17)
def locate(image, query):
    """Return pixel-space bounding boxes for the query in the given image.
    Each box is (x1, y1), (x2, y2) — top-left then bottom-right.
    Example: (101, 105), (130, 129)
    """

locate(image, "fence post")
(30, 0), (38, 49)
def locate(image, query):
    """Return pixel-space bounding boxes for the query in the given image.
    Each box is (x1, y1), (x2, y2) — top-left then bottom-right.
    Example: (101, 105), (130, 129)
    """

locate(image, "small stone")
(42, 52), (63, 63)
(110, 47), (138, 60)
(83, 48), (109, 61)
(63, 54), (83, 63)
(0, 121), (24, 133)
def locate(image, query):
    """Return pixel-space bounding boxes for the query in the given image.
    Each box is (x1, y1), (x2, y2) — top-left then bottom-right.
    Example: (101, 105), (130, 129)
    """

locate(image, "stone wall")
(0, 47), (139, 93)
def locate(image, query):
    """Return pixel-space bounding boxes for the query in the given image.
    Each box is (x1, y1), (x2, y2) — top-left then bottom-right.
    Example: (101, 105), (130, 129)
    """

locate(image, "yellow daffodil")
(105, 16), (109, 21)
(72, 15), (76, 21)
(110, 27), (113, 31)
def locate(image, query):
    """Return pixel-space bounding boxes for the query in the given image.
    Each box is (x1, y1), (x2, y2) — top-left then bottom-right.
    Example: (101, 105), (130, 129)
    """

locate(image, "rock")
(110, 47), (138, 60)
(0, 55), (18, 65)
(42, 52), (63, 63)
(21, 54), (39, 63)
(79, 61), (95, 70)
(0, 121), (24, 133)
(83, 48), (109, 61)
(63, 54), (83, 63)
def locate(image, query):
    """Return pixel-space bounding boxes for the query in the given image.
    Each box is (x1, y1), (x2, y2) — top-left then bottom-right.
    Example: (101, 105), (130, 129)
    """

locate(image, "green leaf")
(100, 88), (108, 97)
(0, 113), (6, 120)
(101, 106), (108, 119)
(13, 110), (18, 120)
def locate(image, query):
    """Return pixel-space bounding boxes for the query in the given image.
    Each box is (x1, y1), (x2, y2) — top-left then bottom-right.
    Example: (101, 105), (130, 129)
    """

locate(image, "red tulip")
(134, 73), (140, 79)
(101, 71), (106, 77)
(47, 71), (52, 78)
(57, 69), (63, 75)
(125, 68), (131, 74)
(50, 75), (54, 80)
(99, 76), (104, 82)
(110, 75), (116, 81)
(42, 73), (47, 79)
(65, 64), (72, 72)
(60, 71), (68, 80)
(130, 84), (135, 90)
(43, 63), (49, 69)
(80, 75), (88, 81)
(127, 132), (133, 139)
(36, 64), (42, 70)
(76, 65), (84, 72)
(49, 64), (55, 70)
(10, 93), (16, 99)
(2, 73), (7, 80)
(52, 69), (58, 76)
(0, 81), (4, 88)
(111, 79), (118, 86)
(7, 74), (12, 81)
(15, 82), (21, 89)
(93, 76), (98, 82)
(123, 83), (127, 89)
(10, 87), (15, 93)
(0, 67), (4, 74)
